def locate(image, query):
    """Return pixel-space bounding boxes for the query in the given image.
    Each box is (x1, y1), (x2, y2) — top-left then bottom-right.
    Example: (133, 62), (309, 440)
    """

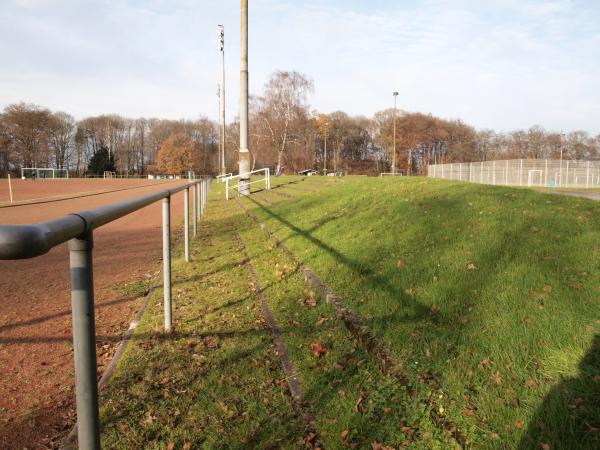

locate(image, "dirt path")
(543, 190), (600, 201)
(0, 180), (188, 448)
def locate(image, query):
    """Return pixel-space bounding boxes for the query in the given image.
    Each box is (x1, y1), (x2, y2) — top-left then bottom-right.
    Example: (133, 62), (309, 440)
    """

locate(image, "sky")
(0, 0), (598, 133)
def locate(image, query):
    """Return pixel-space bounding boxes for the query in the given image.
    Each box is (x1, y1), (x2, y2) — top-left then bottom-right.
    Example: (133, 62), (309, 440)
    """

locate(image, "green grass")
(97, 175), (600, 449)
(242, 176), (600, 449)
(99, 191), (307, 448)
(229, 198), (451, 448)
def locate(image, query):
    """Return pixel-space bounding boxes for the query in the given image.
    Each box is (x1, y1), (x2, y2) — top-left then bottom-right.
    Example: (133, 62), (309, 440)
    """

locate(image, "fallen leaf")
(396, 260), (406, 269)
(525, 378), (538, 389)
(355, 389), (365, 412)
(479, 357), (493, 368)
(540, 443), (550, 450)
(311, 340), (328, 358)
(467, 261), (477, 270)
(490, 371), (502, 385)
(341, 430), (349, 440)
(316, 316), (328, 326)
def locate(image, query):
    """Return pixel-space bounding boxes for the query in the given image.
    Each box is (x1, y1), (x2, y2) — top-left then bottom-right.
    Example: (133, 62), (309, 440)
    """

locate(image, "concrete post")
(162, 197), (172, 331)
(192, 184), (197, 237)
(184, 188), (190, 262)
(239, 0), (251, 195)
(68, 231), (100, 450)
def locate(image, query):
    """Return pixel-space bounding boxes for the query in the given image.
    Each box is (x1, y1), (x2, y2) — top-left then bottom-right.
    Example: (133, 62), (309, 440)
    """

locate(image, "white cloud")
(0, 0), (598, 133)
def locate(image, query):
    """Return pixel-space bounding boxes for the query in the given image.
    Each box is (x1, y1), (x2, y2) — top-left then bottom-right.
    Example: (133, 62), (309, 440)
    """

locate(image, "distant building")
(298, 169), (318, 176)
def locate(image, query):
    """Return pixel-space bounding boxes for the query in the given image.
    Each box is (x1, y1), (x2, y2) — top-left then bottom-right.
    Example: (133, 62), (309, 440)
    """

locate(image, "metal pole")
(324, 128), (328, 175)
(162, 197), (172, 331)
(392, 92), (398, 175)
(239, 0), (251, 195)
(192, 184), (197, 237)
(587, 161), (590, 188)
(8, 174), (13, 203)
(559, 133), (564, 187)
(218, 25), (227, 176)
(184, 188), (190, 262)
(196, 181), (202, 220)
(69, 231), (100, 450)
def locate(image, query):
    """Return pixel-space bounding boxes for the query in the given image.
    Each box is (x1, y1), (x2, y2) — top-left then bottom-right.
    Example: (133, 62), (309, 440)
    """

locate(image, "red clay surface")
(0, 178), (179, 205)
(0, 179), (190, 448)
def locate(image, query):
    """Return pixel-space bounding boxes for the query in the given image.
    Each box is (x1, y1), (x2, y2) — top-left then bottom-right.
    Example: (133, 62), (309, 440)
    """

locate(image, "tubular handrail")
(0, 177), (212, 450)
(0, 181), (197, 260)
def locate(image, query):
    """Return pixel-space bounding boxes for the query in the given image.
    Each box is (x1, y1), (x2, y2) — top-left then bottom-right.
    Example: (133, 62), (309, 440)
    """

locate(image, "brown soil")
(0, 179), (189, 448)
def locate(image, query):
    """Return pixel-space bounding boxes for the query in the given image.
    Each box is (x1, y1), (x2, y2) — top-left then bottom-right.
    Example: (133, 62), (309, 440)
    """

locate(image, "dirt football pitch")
(0, 178), (189, 448)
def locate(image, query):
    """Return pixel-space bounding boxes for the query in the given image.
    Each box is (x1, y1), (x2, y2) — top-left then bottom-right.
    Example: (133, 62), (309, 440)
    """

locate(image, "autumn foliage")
(156, 132), (196, 175)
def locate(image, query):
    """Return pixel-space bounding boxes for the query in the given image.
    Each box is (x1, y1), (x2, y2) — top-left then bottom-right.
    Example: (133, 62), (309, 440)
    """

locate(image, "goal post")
(103, 171), (116, 179)
(21, 168), (69, 180)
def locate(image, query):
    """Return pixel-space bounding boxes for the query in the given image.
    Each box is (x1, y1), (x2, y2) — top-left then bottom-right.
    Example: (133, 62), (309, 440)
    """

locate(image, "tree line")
(1, 71), (598, 177)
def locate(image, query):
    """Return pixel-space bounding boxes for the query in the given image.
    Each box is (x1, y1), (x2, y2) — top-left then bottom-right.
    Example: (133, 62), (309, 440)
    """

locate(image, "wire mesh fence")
(427, 159), (600, 188)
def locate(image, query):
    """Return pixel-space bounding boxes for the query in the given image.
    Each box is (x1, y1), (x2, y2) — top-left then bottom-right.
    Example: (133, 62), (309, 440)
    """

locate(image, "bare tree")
(256, 71), (314, 171)
(47, 112), (75, 170)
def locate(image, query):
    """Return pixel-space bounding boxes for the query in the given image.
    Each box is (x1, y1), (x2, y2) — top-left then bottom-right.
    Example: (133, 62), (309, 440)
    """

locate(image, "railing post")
(184, 187), (190, 262)
(196, 181), (201, 220)
(162, 196), (172, 331)
(68, 230), (101, 450)
(192, 184), (197, 237)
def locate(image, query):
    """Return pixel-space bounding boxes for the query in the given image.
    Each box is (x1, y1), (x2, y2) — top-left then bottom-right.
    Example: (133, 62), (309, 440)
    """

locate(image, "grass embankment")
(229, 198), (450, 448)
(99, 192), (307, 448)
(245, 176), (600, 449)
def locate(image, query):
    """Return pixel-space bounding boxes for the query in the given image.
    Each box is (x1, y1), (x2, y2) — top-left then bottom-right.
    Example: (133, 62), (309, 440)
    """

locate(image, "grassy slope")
(98, 179), (454, 449)
(230, 198), (451, 449)
(247, 176), (600, 449)
(99, 192), (307, 448)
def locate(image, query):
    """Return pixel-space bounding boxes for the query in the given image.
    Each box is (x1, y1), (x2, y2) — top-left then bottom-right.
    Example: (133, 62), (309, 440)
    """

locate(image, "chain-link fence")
(427, 159), (600, 188)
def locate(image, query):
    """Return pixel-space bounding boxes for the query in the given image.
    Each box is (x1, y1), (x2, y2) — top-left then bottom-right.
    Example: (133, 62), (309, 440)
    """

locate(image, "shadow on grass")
(518, 334), (600, 450)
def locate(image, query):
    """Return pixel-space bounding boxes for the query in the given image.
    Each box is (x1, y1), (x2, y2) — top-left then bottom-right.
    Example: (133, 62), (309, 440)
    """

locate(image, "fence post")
(587, 161), (590, 188)
(68, 231), (101, 450)
(192, 184), (197, 237)
(162, 196), (172, 331)
(184, 187), (190, 262)
(196, 181), (201, 220)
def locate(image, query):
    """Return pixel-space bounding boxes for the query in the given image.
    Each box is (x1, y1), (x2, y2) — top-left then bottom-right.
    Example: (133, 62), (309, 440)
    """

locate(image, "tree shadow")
(518, 334), (600, 449)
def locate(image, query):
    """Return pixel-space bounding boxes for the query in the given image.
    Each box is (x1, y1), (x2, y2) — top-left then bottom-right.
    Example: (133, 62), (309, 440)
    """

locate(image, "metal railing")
(216, 172), (233, 182)
(224, 168), (270, 200)
(0, 177), (212, 449)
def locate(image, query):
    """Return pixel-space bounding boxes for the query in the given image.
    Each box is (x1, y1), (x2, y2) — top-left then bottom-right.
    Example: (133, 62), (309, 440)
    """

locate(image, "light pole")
(559, 132), (564, 187)
(238, 0), (250, 195)
(218, 25), (226, 176)
(392, 91), (398, 175)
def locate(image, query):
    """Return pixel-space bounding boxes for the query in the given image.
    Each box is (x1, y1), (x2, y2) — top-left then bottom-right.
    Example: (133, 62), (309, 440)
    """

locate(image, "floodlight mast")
(218, 25), (226, 177)
(392, 91), (398, 175)
(238, 0), (251, 195)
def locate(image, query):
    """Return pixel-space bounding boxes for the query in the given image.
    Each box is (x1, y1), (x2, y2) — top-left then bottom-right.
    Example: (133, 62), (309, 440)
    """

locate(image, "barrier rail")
(224, 168), (270, 200)
(216, 172), (233, 182)
(0, 177), (212, 449)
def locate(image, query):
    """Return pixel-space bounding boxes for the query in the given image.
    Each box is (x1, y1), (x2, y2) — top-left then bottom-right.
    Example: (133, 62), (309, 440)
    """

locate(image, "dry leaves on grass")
(311, 340), (328, 358)
(372, 442), (395, 450)
(396, 259), (406, 269)
(467, 261), (477, 270)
